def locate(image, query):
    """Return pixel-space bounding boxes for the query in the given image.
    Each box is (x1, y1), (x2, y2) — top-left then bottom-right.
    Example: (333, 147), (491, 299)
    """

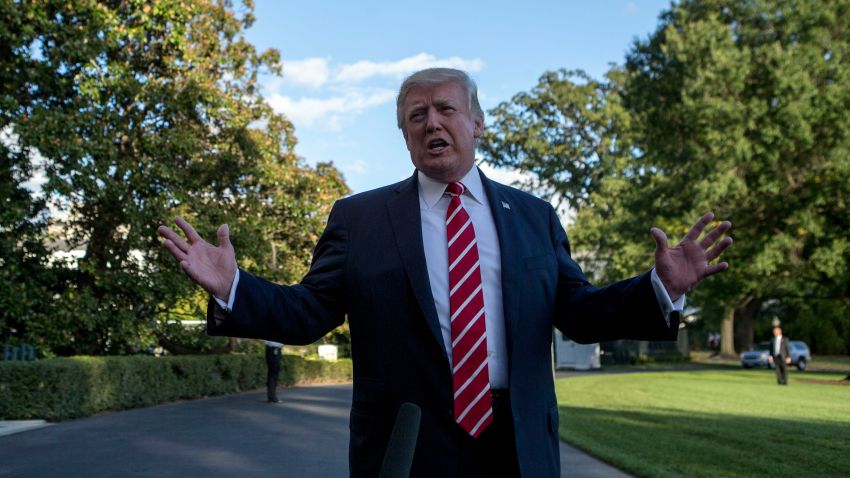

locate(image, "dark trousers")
(266, 346), (282, 400)
(773, 355), (788, 384)
(457, 389), (521, 477)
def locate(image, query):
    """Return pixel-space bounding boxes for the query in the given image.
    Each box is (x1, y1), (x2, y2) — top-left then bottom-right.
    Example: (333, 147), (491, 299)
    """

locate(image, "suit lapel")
(386, 172), (447, 356)
(478, 168), (521, 357)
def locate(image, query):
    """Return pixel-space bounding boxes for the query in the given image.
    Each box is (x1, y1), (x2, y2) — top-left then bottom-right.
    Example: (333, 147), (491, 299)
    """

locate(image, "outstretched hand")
(157, 217), (237, 300)
(651, 213), (732, 300)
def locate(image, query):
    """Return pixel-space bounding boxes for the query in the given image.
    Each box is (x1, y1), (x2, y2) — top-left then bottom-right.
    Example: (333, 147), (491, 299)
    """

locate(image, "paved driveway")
(0, 383), (627, 477)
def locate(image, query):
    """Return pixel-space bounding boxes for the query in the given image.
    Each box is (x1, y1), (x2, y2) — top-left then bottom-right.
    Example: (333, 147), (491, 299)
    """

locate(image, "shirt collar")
(417, 166), (486, 209)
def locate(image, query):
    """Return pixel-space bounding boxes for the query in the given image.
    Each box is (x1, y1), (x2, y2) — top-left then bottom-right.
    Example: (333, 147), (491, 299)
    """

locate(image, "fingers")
(704, 262), (729, 278)
(217, 224), (232, 250)
(684, 212), (715, 241)
(156, 224), (180, 243)
(699, 220), (732, 249)
(650, 227), (668, 255)
(162, 238), (189, 262)
(705, 236), (733, 262)
(157, 225), (190, 254)
(174, 216), (202, 244)
(157, 225), (190, 260)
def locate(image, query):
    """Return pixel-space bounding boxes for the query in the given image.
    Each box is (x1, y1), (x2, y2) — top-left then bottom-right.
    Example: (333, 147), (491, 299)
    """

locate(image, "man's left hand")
(651, 212), (733, 300)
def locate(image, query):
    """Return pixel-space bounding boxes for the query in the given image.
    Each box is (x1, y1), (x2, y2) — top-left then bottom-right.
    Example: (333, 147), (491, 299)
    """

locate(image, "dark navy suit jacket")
(207, 168), (679, 477)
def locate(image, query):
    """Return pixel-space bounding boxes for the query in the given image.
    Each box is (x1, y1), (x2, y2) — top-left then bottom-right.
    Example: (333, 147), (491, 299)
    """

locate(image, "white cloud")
(267, 53), (484, 130)
(267, 89), (396, 128)
(283, 57), (330, 88)
(625, 2), (639, 16)
(336, 53), (484, 83)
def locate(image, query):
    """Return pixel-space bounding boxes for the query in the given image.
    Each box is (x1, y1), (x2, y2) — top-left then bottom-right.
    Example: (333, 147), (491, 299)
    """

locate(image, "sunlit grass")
(556, 370), (850, 477)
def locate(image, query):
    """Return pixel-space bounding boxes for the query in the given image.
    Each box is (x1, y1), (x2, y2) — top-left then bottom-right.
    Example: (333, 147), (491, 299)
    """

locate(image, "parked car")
(787, 341), (812, 371)
(740, 344), (770, 369)
(740, 340), (812, 371)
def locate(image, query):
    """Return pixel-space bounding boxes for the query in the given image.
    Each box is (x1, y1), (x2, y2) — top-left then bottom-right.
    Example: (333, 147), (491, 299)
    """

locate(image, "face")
(401, 81), (483, 183)
(773, 327), (782, 337)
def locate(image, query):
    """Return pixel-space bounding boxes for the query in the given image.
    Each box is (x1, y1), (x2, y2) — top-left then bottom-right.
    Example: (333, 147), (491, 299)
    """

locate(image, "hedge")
(0, 354), (352, 421)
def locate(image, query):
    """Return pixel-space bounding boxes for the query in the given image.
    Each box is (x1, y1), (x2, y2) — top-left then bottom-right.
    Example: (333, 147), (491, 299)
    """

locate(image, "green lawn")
(555, 370), (850, 478)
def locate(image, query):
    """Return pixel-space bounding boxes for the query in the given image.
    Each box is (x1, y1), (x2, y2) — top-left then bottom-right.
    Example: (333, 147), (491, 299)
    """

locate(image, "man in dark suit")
(158, 68), (732, 477)
(769, 326), (791, 385)
(263, 340), (283, 402)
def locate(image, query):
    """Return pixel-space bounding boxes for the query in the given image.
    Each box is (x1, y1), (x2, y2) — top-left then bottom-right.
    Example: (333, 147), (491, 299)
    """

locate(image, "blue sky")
(246, 0), (673, 194)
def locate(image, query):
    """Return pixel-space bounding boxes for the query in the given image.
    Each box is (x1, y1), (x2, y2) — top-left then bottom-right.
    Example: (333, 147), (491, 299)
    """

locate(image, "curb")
(0, 420), (51, 437)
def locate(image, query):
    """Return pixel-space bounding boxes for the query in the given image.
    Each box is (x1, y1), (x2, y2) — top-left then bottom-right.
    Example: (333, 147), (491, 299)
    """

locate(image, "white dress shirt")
(418, 168), (510, 388)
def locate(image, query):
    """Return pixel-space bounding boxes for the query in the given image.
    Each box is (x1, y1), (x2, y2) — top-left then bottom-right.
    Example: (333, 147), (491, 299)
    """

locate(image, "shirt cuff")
(213, 269), (240, 312)
(650, 268), (685, 326)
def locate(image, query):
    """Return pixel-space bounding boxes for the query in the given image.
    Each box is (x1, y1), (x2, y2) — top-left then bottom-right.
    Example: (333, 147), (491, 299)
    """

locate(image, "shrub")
(0, 354), (352, 421)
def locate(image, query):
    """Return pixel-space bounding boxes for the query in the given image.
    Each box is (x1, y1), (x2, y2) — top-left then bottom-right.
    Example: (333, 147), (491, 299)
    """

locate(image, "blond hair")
(396, 68), (483, 130)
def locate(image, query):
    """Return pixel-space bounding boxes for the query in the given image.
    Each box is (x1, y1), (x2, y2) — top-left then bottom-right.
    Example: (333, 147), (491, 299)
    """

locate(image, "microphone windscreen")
(378, 402), (422, 478)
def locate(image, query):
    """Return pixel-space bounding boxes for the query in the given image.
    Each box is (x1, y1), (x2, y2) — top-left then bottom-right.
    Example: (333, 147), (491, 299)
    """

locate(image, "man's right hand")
(158, 217), (237, 300)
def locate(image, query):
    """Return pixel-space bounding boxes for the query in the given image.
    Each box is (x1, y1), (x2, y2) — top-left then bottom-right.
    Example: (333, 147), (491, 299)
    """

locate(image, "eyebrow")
(433, 97), (457, 107)
(407, 97), (457, 110)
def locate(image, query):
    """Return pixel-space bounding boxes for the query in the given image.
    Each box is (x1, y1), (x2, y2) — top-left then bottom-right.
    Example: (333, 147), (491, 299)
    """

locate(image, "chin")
(416, 157), (469, 182)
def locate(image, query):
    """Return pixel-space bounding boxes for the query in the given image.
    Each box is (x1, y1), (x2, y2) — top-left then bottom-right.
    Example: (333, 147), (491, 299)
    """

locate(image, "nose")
(425, 108), (441, 133)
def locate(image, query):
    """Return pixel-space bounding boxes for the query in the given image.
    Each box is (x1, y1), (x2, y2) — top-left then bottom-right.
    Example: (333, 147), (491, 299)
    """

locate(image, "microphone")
(378, 402), (422, 478)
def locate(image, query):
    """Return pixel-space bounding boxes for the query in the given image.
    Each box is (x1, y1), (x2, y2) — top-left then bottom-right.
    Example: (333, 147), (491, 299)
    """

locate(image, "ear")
(472, 116), (484, 138)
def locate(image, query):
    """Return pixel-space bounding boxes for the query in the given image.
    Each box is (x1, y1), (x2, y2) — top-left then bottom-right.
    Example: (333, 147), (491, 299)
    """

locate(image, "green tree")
(481, 0), (850, 354)
(1, 0), (61, 350)
(479, 68), (652, 285)
(624, 0), (850, 353)
(2, 0), (348, 355)
(480, 69), (634, 212)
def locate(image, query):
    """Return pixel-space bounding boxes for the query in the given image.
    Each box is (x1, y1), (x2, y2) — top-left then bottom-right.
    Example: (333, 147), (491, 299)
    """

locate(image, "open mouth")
(427, 138), (449, 154)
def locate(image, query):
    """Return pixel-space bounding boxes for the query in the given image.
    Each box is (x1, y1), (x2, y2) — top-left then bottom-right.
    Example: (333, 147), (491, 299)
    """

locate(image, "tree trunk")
(734, 299), (762, 352)
(720, 306), (736, 356)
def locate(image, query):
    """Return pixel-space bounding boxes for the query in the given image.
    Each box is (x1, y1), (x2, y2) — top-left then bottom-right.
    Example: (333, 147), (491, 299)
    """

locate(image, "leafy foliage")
(623, 0), (850, 352)
(480, 69), (635, 212)
(0, 353), (353, 420)
(1, 0), (348, 355)
(481, 0), (850, 353)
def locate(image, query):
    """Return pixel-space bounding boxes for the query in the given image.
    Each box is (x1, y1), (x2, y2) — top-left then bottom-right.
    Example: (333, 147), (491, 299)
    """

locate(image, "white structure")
(318, 344), (338, 361)
(553, 330), (600, 370)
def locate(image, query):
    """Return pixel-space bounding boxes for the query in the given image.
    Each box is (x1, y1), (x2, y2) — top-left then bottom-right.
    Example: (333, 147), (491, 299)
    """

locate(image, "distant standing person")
(264, 340), (283, 402)
(768, 327), (791, 385)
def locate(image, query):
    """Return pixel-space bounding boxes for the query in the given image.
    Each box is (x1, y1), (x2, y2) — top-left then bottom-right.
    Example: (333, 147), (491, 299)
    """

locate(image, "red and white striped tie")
(445, 182), (492, 438)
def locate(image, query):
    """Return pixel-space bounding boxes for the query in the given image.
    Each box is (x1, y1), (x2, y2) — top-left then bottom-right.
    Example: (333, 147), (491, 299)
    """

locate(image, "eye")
(408, 111), (424, 122)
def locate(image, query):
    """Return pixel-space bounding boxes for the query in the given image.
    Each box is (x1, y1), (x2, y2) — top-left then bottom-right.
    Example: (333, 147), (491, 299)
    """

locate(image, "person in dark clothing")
(158, 68), (734, 477)
(264, 340), (283, 402)
(768, 327), (791, 385)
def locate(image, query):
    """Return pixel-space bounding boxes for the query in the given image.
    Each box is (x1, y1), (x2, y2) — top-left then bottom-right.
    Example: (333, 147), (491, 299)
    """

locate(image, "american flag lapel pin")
(501, 201), (511, 210)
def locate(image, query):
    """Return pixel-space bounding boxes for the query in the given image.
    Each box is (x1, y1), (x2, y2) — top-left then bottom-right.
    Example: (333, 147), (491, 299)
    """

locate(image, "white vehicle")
(740, 340), (811, 371)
